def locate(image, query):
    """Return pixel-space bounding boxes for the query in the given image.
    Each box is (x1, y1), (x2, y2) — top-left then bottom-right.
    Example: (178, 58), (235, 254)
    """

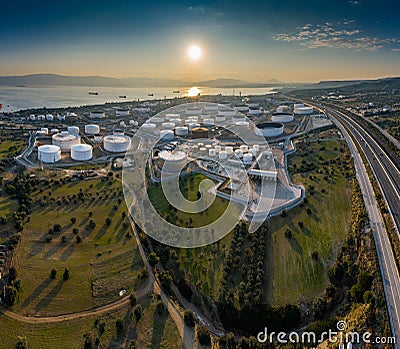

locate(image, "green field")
(12, 176), (145, 316)
(265, 138), (353, 305)
(0, 139), (24, 160)
(0, 295), (181, 348)
(147, 173), (230, 228)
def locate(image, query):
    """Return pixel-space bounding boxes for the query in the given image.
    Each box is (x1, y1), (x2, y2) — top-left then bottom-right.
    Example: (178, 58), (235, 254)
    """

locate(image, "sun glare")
(187, 87), (201, 97)
(188, 45), (201, 60)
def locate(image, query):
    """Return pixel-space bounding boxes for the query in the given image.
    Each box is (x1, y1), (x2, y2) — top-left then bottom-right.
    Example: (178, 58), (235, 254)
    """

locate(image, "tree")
(5, 286), (18, 306)
(127, 340), (137, 349)
(63, 268), (70, 280)
(50, 269), (57, 279)
(70, 217), (76, 224)
(133, 304), (143, 323)
(116, 319), (124, 336)
(159, 271), (173, 292)
(184, 309), (196, 327)
(129, 293), (137, 307)
(76, 235), (82, 244)
(284, 229), (292, 239)
(15, 336), (28, 349)
(147, 252), (160, 268)
(83, 333), (93, 349)
(9, 266), (17, 281)
(105, 217), (112, 225)
(312, 297), (327, 319)
(197, 325), (211, 346)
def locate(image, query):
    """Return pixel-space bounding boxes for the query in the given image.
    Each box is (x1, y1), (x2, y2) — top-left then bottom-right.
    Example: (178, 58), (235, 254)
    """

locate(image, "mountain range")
(0, 74), (282, 88)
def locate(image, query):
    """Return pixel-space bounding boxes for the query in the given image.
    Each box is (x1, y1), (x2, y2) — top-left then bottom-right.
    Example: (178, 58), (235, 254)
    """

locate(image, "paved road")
(308, 102), (400, 348)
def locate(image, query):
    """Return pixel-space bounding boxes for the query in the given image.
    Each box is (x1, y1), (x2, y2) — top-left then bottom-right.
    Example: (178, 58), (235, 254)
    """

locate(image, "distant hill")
(289, 77), (400, 97)
(0, 74), (189, 88)
(0, 74), (285, 88)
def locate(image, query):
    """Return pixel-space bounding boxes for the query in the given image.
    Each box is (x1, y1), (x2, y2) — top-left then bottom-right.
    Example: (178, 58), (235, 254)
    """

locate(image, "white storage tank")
(38, 115), (45, 121)
(38, 145), (61, 163)
(234, 104), (249, 113)
(158, 150), (187, 173)
(240, 144), (249, 152)
(294, 106), (313, 115)
(165, 113), (180, 120)
(175, 126), (189, 136)
(243, 153), (253, 165)
(186, 106), (202, 116)
(90, 111), (106, 118)
(116, 109), (129, 117)
(142, 123), (157, 132)
(103, 135), (131, 153)
(57, 114), (66, 121)
(160, 130), (174, 141)
(249, 108), (260, 115)
(209, 149), (216, 157)
(29, 114), (36, 121)
(50, 128), (59, 134)
(151, 116), (164, 124)
(255, 122), (284, 137)
(277, 105), (290, 113)
(169, 118), (182, 125)
(226, 146), (234, 155)
(235, 149), (244, 158)
(215, 145), (222, 153)
(52, 133), (80, 151)
(219, 151), (228, 161)
(68, 126), (80, 135)
(71, 144), (93, 161)
(203, 118), (215, 127)
(129, 120), (138, 126)
(40, 127), (49, 134)
(161, 122), (175, 130)
(85, 124), (100, 135)
(46, 114), (54, 121)
(271, 113), (294, 123)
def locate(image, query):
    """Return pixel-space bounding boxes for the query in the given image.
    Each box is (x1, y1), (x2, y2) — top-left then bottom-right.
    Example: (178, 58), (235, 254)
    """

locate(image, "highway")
(308, 101), (400, 348)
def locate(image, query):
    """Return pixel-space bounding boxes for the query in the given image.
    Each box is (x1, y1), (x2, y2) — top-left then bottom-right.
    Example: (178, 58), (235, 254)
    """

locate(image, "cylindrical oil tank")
(103, 135), (131, 152)
(67, 126), (79, 135)
(175, 126), (189, 136)
(38, 145), (61, 163)
(52, 133), (80, 151)
(85, 124), (100, 135)
(71, 144), (93, 161)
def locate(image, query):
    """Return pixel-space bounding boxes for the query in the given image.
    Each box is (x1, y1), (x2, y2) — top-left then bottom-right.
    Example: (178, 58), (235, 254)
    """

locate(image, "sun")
(187, 87), (201, 97)
(188, 45), (201, 60)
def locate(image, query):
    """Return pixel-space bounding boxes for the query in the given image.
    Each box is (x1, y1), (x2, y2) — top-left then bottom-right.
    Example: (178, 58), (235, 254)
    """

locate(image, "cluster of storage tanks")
(141, 104), (260, 141)
(30, 114), (67, 121)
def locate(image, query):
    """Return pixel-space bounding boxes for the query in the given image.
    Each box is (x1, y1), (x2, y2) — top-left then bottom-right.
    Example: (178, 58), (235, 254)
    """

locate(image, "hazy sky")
(1, 0), (399, 82)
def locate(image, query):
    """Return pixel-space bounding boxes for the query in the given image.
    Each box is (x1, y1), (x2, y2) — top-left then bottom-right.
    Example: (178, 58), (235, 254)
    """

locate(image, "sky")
(1, 0), (399, 82)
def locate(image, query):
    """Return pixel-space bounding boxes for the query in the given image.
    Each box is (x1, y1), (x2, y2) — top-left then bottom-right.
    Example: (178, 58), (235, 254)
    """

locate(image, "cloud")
(188, 6), (206, 14)
(273, 22), (400, 51)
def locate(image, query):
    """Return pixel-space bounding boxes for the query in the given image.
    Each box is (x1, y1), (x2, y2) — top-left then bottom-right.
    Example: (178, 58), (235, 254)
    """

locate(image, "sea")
(0, 85), (279, 112)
